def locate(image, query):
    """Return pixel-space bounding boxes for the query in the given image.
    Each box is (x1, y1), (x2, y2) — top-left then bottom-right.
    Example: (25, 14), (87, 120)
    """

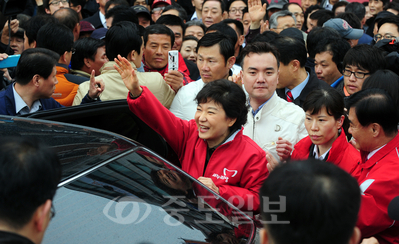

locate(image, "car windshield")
(44, 149), (255, 244)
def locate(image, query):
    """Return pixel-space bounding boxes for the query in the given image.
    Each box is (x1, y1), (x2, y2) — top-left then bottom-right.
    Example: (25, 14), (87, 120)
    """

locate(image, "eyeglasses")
(49, 0), (69, 6)
(374, 33), (397, 42)
(151, 7), (165, 14)
(229, 7), (245, 14)
(343, 69), (370, 79)
(71, 48), (76, 54)
(50, 204), (56, 220)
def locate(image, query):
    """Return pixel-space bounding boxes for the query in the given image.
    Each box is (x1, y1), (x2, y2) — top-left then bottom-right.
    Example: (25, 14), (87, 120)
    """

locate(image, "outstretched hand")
(114, 55), (142, 96)
(248, 0), (267, 29)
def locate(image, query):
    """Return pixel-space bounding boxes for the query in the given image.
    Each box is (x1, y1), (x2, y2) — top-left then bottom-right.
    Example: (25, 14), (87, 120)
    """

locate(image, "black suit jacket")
(83, 11), (103, 29)
(276, 68), (331, 108)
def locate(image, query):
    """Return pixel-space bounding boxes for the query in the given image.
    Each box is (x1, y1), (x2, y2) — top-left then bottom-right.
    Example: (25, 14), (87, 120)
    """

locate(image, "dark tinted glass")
(44, 149), (255, 243)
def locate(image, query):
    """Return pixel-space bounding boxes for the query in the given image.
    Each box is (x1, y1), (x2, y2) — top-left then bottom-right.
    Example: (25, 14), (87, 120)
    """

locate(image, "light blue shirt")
(285, 72), (310, 100)
(249, 93), (274, 116)
(12, 83), (42, 115)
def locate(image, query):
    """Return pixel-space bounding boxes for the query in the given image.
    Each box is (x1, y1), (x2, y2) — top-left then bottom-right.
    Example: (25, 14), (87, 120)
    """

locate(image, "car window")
(44, 149), (255, 244)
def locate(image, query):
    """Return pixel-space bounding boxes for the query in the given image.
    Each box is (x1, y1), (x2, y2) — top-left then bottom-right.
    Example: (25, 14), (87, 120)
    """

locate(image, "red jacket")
(143, 52), (192, 86)
(356, 133), (399, 244)
(127, 86), (268, 213)
(291, 131), (361, 177)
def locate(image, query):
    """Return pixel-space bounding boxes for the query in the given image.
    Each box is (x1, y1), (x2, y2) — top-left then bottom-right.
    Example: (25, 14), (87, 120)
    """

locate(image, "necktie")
(286, 91), (293, 102)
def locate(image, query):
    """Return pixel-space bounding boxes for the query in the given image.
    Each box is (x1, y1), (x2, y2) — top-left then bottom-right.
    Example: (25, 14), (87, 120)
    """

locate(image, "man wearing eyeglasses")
(375, 16), (399, 43)
(228, 0), (247, 21)
(342, 45), (386, 96)
(0, 137), (61, 244)
(44, 0), (70, 15)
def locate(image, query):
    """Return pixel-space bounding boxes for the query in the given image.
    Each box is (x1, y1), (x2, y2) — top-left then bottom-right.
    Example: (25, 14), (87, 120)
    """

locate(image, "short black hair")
(313, 36), (351, 72)
(250, 30), (278, 44)
(0, 137), (62, 229)
(36, 22), (74, 57)
(362, 70), (399, 115)
(206, 22), (238, 47)
(260, 159), (361, 244)
(162, 3), (188, 21)
(24, 15), (57, 45)
(307, 27), (340, 58)
(309, 9), (333, 27)
(197, 32), (235, 65)
(343, 44), (386, 75)
(71, 37), (106, 70)
(378, 0), (391, 7)
(70, 0), (86, 8)
(53, 7), (80, 32)
(105, 21), (142, 60)
(302, 5), (323, 32)
(303, 88), (344, 120)
(196, 79), (248, 132)
(144, 24), (175, 47)
(156, 14), (186, 36)
(183, 35), (199, 43)
(15, 48), (59, 85)
(377, 15), (399, 32)
(106, 5), (139, 26)
(347, 88), (399, 136)
(240, 41), (280, 68)
(202, 0), (226, 12)
(332, 1), (349, 15)
(270, 36), (306, 67)
(345, 2), (366, 21)
(384, 2), (399, 13)
(105, 0), (129, 13)
(337, 12), (361, 29)
(227, 0), (248, 10)
(222, 19), (244, 36)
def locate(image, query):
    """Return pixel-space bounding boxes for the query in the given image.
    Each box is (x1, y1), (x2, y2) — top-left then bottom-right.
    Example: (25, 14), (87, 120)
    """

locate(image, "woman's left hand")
(198, 177), (219, 194)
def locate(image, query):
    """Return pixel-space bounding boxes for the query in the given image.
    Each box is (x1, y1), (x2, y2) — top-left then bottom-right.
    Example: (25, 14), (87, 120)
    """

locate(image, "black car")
(0, 115), (258, 244)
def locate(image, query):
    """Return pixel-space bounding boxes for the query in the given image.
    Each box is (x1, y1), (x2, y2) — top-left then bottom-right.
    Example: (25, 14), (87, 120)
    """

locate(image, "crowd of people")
(0, 0), (398, 243)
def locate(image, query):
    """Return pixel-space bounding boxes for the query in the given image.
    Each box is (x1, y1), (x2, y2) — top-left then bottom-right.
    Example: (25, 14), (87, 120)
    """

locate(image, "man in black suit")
(83, 0), (108, 29)
(270, 36), (330, 108)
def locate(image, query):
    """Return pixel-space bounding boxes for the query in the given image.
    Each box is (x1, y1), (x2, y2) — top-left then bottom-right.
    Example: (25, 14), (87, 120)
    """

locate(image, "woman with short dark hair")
(277, 88), (360, 177)
(114, 55), (268, 214)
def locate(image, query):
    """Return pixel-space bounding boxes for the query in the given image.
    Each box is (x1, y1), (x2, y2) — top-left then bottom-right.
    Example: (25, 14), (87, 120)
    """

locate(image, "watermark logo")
(103, 196), (152, 225)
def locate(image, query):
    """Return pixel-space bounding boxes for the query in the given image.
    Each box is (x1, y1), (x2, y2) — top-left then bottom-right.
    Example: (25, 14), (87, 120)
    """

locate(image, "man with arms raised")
(241, 42), (306, 162)
(169, 32), (235, 120)
(0, 136), (62, 244)
(347, 89), (399, 243)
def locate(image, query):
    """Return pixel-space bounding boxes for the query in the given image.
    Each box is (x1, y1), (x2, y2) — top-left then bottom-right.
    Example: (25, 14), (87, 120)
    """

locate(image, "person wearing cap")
(133, 5), (151, 28)
(267, 0), (288, 19)
(323, 18), (363, 47)
(82, 0), (108, 29)
(79, 20), (96, 38)
(201, 0), (227, 28)
(151, 0), (172, 23)
(269, 10), (296, 34)
(133, 0), (150, 10)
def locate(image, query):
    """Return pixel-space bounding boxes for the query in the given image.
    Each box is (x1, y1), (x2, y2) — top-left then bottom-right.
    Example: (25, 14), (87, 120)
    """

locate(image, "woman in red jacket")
(114, 55), (268, 214)
(275, 88), (360, 177)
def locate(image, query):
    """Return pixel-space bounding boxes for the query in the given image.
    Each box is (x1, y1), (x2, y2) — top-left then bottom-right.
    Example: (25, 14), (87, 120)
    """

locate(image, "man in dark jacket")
(0, 136), (62, 244)
(271, 36), (330, 108)
(0, 48), (103, 116)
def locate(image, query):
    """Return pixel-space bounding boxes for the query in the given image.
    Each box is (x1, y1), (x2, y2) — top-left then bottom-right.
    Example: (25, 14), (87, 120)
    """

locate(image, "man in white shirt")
(169, 32), (235, 120)
(241, 42), (307, 162)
